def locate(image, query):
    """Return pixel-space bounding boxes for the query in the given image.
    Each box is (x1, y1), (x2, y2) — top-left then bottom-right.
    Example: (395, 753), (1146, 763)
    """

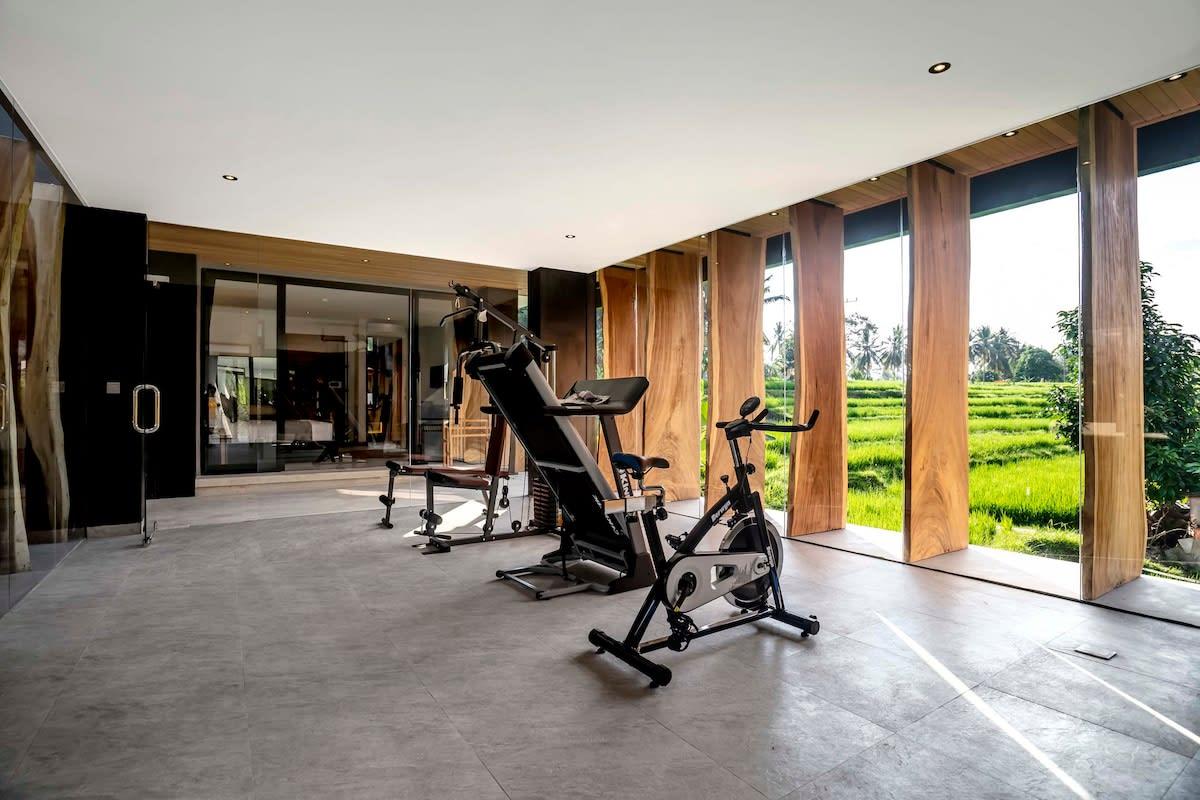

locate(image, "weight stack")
(528, 464), (560, 531)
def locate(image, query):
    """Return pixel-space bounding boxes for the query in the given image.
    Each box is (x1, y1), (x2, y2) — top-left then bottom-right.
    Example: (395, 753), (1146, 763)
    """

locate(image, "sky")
(762, 159), (1200, 361)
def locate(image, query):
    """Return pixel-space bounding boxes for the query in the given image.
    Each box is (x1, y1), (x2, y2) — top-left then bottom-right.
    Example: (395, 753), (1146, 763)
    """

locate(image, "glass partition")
(761, 244), (795, 510)
(1135, 158), (1200, 591)
(202, 271), (278, 473)
(411, 290), (455, 465)
(966, 189), (1082, 585)
(278, 282), (408, 469)
(843, 202), (908, 533)
(201, 270), (423, 473)
(1, 94), (78, 615)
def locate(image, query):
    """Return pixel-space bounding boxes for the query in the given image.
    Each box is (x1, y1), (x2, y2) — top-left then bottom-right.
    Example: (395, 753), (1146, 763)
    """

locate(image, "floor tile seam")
(788, 539), (1200, 634)
(773, 654), (949, 737)
(1042, 643), (1200, 693)
(384, 607), (516, 800)
(983, 683), (1200, 763)
(4, 542), (145, 781)
(1161, 756), (1199, 800)
(891, 714), (1059, 799)
(638, 716), (770, 799)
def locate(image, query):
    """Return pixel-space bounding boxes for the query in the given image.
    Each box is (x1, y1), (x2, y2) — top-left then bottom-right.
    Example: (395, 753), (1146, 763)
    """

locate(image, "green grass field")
(759, 378), (1086, 564)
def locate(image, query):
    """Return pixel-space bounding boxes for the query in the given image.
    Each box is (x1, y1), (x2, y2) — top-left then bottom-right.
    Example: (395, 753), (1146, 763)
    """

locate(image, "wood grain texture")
(24, 185), (70, 538)
(598, 266), (647, 470)
(644, 250), (702, 501)
(0, 138), (33, 574)
(705, 231), (766, 501)
(903, 162), (971, 562)
(1079, 103), (1146, 601)
(148, 222), (526, 292)
(787, 202), (847, 535)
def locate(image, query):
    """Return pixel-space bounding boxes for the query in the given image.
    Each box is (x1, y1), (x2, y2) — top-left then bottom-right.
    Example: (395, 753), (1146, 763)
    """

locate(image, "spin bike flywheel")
(718, 517), (783, 611)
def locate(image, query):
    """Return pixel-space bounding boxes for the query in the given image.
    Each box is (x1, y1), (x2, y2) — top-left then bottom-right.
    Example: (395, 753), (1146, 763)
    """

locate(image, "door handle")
(0, 383), (7, 432)
(132, 384), (161, 434)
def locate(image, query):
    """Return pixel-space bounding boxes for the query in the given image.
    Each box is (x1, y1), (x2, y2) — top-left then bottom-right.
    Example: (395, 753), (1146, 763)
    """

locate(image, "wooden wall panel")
(644, 250), (702, 501)
(148, 222), (525, 292)
(787, 202), (847, 535)
(1079, 103), (1146, 600)
(705, 231), (766, 501)
(598, 267), (647, 465)
(903, 162), (971, 562)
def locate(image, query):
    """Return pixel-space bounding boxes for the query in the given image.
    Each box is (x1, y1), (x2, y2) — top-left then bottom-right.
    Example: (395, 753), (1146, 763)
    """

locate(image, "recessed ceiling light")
(362, 258), (369, 263)
(321, 298), (328, 302)
(221, 174), (238, 181)
(769, 211), (779, 216)
(224, 262), (231, 266)
(700, 234), (707, 239)
(564, 234), (575, 239)
(386, 317), (391, 321)
(1165, 72), (1187, 82)
(1002, 130), (1019, 137)
(928, 62), (951, 75)
(867, 176), (880, 182)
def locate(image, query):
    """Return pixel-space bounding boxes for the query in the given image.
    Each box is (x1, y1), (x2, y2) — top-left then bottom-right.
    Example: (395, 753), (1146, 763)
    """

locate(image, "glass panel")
(1136, 159), (1200, 592)
(966, 193), (1082, 587)
(1, 97), (76, 615)
(202, 271), (277, 473)
(844, 203), (908, 533)
(762, 251), (794, 510)
(277, 283), (408, 470)
(410, 291), (455, 465)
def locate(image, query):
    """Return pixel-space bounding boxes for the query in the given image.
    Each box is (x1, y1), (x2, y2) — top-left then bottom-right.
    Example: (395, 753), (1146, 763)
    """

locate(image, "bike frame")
(617, 430), (790, 654)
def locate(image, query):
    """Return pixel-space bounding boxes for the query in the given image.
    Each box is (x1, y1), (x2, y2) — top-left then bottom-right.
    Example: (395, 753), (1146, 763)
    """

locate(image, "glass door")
(135, 274), (163, 544)
(410, 291), (456, 465)
(1, 104), (75, 604)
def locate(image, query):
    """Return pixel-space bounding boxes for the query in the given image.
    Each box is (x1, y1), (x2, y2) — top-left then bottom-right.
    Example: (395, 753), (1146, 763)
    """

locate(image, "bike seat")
(612, 452), (670, 479)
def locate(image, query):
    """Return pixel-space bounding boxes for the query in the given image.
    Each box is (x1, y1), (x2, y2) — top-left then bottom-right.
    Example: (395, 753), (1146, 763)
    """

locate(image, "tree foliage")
(970, 325), (1022, 379)
(1012, 347), (1065, 382)
(846, 313), (880, 379)
(1049, 261), (1200, 509)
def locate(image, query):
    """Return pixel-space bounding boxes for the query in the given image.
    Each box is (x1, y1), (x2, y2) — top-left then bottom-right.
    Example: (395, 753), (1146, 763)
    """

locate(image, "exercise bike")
(589, 397), (820, 687)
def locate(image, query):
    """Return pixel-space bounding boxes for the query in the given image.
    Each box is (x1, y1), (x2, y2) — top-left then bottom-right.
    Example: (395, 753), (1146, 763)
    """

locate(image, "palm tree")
(880, 325), (905, 379)
(847, 315), (880, 378)
(970, 326), (1001, 376)
(763, 320), (788, 378)
(970, 325), (1024, 379)
(994, 328), (1022, 377)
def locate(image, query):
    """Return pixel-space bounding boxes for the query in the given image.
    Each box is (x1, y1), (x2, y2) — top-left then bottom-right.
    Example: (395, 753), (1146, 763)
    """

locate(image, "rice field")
(759, 378), (1085, 563)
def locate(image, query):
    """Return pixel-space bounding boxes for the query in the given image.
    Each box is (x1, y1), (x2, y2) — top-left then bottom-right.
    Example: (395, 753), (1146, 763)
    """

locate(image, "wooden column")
(598, 266), (647, 465)
(903, 162), (971, 562)
(1079, 103), (1146, 600)
(787, 202), (847, 535)
(705, 231), (766, 501)
(644, 250), (701, 501)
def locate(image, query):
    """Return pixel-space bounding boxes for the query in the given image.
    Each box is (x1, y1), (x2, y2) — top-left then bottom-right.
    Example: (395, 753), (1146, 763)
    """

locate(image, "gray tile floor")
(1, 483), (1199, 799)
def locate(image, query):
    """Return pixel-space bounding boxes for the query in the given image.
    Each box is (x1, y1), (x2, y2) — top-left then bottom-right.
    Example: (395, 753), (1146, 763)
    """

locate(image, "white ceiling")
(3, 2), (1199, 273)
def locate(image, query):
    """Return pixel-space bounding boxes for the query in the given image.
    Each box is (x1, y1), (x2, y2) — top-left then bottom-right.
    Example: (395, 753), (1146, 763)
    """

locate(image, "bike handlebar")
(716, 408), (819, 432)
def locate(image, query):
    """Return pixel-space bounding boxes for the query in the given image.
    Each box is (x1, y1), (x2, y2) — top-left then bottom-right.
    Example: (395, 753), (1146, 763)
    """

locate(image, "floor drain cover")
(1074, 643), (1117, 660)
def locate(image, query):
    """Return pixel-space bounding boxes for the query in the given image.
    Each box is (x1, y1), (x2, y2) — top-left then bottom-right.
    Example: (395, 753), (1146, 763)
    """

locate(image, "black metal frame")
(589, 406), (821, 687)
